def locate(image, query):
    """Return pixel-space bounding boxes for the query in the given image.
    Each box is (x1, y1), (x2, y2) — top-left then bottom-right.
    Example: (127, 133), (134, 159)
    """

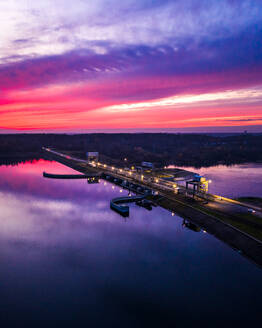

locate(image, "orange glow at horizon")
(1, 83), (262, 131)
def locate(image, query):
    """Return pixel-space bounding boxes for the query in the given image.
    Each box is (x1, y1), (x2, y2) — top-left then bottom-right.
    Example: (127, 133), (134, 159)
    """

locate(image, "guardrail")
(213, 195), (262, 212)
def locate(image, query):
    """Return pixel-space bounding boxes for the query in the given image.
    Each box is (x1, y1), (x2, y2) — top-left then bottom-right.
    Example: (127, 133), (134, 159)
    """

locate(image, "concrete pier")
(43, 172), (100, 179)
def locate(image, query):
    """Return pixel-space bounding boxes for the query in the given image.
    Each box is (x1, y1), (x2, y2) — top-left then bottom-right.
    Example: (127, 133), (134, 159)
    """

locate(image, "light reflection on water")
(177, 163), (262, 198)
(0, 160), (261, 327)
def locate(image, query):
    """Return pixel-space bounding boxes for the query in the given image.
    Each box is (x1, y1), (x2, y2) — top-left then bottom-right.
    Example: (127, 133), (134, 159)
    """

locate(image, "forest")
(0, 133), (261, 168)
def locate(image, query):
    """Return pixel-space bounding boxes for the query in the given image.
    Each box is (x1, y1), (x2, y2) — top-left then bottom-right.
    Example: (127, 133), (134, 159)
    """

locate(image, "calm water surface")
(0, 160), (261, 327)
(178, 163), (262, 198)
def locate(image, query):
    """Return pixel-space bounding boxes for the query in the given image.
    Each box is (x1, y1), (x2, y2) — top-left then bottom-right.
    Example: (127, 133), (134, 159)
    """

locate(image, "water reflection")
(177, 163), (262, 198)
(0, 160), (261, 327)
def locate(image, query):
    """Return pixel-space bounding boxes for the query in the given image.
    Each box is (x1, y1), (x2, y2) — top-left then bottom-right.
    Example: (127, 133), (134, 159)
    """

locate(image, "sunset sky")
(0, 0), (262, 133)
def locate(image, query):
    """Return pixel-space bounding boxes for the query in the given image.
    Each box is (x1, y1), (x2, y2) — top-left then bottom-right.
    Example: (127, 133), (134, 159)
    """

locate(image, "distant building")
(141, 161), (154, 169)
(86, 152), (99, 162)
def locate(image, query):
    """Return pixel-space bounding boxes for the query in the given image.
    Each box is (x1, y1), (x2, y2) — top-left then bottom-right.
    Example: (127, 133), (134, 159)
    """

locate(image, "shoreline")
(1, 152), (262, 170)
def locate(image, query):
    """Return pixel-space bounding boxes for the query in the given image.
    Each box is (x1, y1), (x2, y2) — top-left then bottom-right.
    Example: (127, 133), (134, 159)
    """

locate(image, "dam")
(42, 147), (262, 267)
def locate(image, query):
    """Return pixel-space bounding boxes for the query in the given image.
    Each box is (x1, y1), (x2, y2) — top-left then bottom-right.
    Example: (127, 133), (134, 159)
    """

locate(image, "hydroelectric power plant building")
(86, 152), (99, 162)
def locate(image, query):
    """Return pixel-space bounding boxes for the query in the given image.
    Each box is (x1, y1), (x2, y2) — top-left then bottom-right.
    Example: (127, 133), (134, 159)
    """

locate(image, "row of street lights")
(90, 160), (180, 194)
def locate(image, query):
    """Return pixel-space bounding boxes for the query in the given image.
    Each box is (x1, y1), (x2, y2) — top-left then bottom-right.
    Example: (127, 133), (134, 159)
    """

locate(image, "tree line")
(0, 133), (261, 168)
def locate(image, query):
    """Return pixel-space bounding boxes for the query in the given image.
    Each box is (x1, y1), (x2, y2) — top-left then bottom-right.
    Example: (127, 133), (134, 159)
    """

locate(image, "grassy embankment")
(199, 206), (261, 241)
(235, 197), (262, 208)
(156, 196), (262, 241)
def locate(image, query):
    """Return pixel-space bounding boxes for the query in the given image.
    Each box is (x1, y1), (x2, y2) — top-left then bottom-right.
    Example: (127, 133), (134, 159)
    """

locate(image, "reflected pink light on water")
(13, 159), (78, 174)
(0, 159), (130, 202)
(0, 160), (91, 200)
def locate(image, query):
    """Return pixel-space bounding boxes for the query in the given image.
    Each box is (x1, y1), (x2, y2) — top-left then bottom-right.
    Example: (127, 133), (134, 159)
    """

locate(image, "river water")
(177, 163), (262, 198)
(0, 160), (261, 327)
